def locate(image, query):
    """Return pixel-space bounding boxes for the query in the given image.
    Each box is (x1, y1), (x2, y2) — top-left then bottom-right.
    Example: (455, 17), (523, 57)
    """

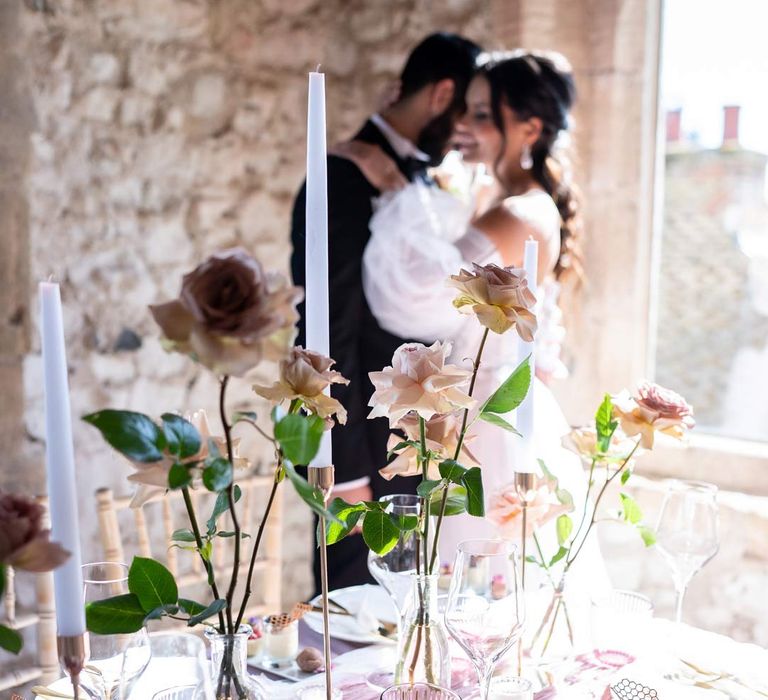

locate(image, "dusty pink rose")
(380, 412), (480, 480)
(0, 492), (69, 573)
(488, 475), (572, 540)
(150, 248), (303, 376)
(253, 347), (349, 424)
(448, 263), (537, 339)
(368, 341), (475, 425)
(128, 410), (248, 507)
(612, 382), (695, 449)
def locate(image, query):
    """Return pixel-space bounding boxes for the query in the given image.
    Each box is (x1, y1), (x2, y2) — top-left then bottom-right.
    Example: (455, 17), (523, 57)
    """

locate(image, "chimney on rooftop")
(666, 108), (682, 143)
(723, 105), (740, 147)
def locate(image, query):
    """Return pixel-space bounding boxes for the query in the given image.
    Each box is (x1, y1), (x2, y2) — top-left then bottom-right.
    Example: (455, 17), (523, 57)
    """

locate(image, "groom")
(291, 32), (482, 592)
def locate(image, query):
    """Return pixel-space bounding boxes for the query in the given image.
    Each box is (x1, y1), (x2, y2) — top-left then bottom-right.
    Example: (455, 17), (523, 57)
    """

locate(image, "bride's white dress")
(363, 181), (609, 596)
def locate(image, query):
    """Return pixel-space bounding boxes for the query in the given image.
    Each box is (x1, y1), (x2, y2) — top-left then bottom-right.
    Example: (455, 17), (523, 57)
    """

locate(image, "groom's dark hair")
(399, 32), (482, 112)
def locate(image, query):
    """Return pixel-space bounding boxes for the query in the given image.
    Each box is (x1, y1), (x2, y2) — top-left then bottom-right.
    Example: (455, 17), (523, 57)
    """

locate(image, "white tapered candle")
(40, 281), (85, 636)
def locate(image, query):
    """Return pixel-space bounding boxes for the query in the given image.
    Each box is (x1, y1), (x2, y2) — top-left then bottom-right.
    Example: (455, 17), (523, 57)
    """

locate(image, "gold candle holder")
(513, 470), (537, 676)
(57, 633), (87, 700)
(308, 464), (335, 700)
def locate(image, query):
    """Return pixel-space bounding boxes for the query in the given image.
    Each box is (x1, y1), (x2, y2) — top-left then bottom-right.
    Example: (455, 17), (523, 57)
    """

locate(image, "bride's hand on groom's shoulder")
(330, 140), (407, 192)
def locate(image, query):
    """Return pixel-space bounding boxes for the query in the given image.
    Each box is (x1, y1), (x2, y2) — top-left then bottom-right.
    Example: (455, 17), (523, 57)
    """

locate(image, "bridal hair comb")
(610, 679), (659, 699)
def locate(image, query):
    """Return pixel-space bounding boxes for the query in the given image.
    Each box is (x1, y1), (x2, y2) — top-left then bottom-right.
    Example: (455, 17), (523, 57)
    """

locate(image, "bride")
(340, 51), (608, 591)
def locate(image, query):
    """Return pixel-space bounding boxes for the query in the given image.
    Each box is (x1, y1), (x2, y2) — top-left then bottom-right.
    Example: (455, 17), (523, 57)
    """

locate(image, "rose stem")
(220, 374), (242, 634)
(565, 439), (640, 568)
(566, 456), (597, 562)
(429, 327), (489, 573)
(181, 486), (226, 632)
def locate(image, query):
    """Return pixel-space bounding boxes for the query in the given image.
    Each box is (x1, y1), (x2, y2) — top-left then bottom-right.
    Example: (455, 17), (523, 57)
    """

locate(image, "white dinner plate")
(305, 584), (398, 645)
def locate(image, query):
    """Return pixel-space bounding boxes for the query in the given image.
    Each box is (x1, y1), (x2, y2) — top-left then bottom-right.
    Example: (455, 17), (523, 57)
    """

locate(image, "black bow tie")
(403, 156), (429, 181)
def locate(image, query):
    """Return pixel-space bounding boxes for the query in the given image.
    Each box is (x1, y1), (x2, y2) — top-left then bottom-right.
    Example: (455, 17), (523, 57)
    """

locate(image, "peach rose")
(0, 492), (69, 573)
(128, 410), (248, 507)
(561, 426), (639, 463)
(612, 382), (695, 449)
(368, 341), (475, 425)
(253, 347), (349, 425)
(380, 412), (480, 480)
(150, 248), (303, 377)
(448, 263), (537, 339)
(488, 476), (572, 540)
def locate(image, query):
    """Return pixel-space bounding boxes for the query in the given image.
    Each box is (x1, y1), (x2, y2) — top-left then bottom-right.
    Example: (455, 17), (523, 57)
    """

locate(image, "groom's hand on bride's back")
(330, 141), (407, 193)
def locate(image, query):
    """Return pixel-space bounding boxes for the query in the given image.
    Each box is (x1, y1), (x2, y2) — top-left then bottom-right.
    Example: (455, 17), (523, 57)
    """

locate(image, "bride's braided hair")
(482, 51), (584, 284)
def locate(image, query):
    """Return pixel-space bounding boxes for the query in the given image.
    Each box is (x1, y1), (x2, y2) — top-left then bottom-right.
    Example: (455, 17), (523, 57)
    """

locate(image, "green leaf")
(556, 514), (573, 546)
(478, 411), (522, 435)
(178, 599), (206, 616)
(202, 457), (233, 492)
(429, 486), (468, 516)
(161, 413), (201, 459)
(595, 394), (618, 453)
(144, 604), (179, 622)
(548, 546), (567, 567)
(538, 459), (574, 508)
(620, 468), (632, 486)
(387, 440), (419, 459)
(390, 513), (419, 531)
(274, 413), (325, 465)
(438, 459), (467, 483)
(361, 509), (400, 555)
(283, 462), (338, 523)
(479, 356), (531, 415)
(417, 479), (443, 498)
(232, 411), (259, 424)
(216, 530), (250, 539)
(0, 623), (22, 654)
(82, 410), (165, 462)
(638, 525), (657, 547)
(128, 557), (178, 612)
(326, 499), (366, 544)
(171, 528), (197, 543)
(206, 485), (241, 535)
(86, 594), (147, 634)
(168, 462), (193, 490)
(525, 555), (539, 565)
(461, 467), (485, 517)
(188, 599), (227, 626)
(619, 493), (643, 525)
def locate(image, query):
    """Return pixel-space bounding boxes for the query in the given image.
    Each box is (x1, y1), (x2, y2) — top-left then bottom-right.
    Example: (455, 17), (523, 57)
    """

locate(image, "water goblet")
(146, 632), (213, 699)
(655, 480), (719, 623)
(444, 539), (525, 700)
(81, 562), (151, 699)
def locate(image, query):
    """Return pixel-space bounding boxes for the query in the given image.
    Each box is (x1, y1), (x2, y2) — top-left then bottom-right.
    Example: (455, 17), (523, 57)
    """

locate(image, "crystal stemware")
(81, 562), (151, 699)
(146, 632), (213, 699)
(655, 480), (719, 623)
(444, 539), (524, 700)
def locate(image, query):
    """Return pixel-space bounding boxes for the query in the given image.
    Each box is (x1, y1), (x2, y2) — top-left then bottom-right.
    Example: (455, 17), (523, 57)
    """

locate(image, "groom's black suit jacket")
(291, 119), (425, 499)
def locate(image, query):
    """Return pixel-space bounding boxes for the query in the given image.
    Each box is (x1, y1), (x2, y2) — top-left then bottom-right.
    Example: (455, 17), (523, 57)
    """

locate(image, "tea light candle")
(264, 617), (299, 666)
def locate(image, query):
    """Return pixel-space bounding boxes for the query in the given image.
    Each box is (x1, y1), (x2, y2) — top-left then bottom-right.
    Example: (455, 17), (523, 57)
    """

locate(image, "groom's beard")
(417, 111), (458, 167)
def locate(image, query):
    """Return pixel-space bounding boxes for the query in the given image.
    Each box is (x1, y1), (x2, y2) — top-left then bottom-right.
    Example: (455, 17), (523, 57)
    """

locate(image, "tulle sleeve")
(363, 183), (501, 343)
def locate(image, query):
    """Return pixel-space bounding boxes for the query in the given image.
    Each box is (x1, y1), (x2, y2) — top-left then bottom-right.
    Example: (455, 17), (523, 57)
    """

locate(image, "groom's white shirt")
(333, 115), (429, 495)
(370, 113), (430, 163)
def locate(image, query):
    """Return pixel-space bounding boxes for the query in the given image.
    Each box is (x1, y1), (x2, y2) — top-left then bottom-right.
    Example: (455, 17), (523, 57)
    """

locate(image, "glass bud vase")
(395, 574), (451, 687)
(526, 574), (575, 662)
(205, 624), (260, 699)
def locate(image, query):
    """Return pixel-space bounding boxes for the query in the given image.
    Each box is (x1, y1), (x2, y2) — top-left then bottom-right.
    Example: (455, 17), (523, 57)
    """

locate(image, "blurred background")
(1, 0), (767, 680)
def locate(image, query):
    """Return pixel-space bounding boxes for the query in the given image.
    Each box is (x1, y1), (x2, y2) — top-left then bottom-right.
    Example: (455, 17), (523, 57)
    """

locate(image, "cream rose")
(253, 346), (349, 424)
(448, 263), (537, 339)
(612, 382), (695, 449)
(368, 341), (475, 425)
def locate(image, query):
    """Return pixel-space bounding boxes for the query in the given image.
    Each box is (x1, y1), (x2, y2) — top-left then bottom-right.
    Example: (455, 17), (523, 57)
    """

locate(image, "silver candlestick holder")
(513, 470), (537, 676)
(308, 465), (335, 700)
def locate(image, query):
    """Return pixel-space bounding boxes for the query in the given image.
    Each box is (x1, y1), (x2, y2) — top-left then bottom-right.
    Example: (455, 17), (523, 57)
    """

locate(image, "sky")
(662, 0), (768, 154)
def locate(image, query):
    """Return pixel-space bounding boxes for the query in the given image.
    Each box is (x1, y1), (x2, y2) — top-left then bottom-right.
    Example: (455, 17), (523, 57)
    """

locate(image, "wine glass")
(367, 494), (422, 633)
(146, 632), (213, 699)
(655, 480), (719, 623)
(81, 562), (151, 699)
(444, 540), (524, 700)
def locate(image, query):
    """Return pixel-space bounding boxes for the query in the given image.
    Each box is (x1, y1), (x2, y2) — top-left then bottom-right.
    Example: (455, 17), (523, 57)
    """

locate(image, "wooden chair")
(0, 497), (59, 692)
(94, 472), (283, 623)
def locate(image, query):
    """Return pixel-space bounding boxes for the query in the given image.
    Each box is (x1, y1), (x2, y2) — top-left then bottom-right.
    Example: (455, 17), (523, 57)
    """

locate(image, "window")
(654, 0), (768, 442)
